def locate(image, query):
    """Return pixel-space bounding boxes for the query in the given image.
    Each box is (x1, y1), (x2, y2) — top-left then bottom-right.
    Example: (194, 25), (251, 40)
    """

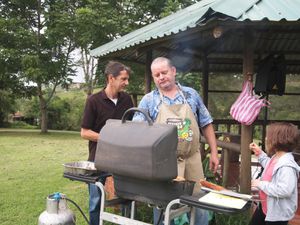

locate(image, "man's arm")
(202, 123), (219, 173)
(80, 128), (99, 142)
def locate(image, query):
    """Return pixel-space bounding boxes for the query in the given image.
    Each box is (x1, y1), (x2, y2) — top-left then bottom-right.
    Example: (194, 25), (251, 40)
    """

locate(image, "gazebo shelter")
(90, 0), (300, 194)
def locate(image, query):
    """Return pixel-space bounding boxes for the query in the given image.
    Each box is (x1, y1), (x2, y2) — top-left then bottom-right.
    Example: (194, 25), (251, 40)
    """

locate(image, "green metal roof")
(91, 0), (300, 57)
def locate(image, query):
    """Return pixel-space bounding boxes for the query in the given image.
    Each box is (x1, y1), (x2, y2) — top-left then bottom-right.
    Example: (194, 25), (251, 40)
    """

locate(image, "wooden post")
(131, 94), (138, 107)
(145, 50), (152, 94)
(222, 148), (230, 187)
(221, 134), (241, 189)
(240, 29), (254, 194)
(261, 95), (269, 151)
(200, 53), (209, 156)
(201, 54), (209, 106)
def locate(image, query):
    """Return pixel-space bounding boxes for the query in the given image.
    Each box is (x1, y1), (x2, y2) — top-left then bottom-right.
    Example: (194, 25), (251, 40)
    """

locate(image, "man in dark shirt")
(81, 61), (134, 225)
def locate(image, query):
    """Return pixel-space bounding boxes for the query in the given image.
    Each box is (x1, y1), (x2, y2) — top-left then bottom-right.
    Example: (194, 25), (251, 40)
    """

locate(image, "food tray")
(63, 161), (101, 176)
(179, 194), (251, 214)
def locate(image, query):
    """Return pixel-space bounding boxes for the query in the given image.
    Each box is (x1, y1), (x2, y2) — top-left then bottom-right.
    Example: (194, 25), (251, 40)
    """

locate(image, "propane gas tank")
(38, 193), (76, 225)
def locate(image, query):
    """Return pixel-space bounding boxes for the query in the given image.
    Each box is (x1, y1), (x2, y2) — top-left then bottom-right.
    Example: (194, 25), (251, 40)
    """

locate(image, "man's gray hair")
(151, 57), (174, 68)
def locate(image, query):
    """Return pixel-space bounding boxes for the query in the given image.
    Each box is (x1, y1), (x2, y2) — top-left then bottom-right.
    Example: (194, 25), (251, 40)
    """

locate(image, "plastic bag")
(230, 81), (270, 125)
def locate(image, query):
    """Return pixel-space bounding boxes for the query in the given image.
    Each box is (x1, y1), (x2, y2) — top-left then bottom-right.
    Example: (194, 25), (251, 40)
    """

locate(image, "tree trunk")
(80, 48), (97, 96)
(38, 87), (48, 133)
(86, 80), (93, 96)
(0, 112), (5, 127)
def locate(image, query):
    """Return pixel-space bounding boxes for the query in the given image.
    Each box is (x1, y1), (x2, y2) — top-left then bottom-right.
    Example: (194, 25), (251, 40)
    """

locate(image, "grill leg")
(95, 182), (150, 225)
(95, 182), (106, 225)
(164, 199), (191, 225)
(190, 207), (196, 225)
(130, 201), (135, 219)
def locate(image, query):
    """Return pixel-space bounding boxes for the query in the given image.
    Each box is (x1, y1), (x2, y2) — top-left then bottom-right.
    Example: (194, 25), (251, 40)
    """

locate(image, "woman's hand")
(251, 179), (261, 188)
(249, 142), (262, 156)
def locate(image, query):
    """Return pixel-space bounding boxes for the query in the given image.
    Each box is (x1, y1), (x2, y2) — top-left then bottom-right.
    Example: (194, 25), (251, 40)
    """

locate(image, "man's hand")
(209, 153), (219, 174)
(201, 124), (219, 174)
(81, 128), (99, 142)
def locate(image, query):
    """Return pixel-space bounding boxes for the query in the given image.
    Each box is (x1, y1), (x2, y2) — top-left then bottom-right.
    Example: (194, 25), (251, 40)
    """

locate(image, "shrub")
(8, 121), (37, 129)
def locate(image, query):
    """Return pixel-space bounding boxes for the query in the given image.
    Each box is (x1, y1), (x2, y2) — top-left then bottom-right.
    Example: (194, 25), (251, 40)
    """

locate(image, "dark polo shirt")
(81, 89), (134, 161)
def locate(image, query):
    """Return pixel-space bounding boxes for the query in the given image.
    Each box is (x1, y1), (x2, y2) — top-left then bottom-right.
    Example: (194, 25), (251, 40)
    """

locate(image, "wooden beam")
(145, 50), (152, 93)
(213, 119), (300, 127)
(202, 53), (209, 106)
(200, 136), (240, 152)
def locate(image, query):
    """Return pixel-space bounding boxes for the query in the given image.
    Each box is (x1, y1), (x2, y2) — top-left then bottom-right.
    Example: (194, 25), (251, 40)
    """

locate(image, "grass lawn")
(0, 128), (253, 225)
(0, 129), (90, 225)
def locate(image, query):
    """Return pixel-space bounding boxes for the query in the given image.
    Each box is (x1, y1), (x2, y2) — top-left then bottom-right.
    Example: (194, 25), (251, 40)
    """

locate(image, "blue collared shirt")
(133, 84), (213, 128)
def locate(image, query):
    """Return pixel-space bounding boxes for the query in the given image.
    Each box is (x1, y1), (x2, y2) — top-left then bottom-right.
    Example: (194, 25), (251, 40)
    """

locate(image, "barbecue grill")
(63, 108), (251, 225)
(94, 108), (195, 207)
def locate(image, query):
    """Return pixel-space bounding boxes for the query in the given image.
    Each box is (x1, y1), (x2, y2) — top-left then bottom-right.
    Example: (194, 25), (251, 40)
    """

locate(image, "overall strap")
(158, 84), (187, 104)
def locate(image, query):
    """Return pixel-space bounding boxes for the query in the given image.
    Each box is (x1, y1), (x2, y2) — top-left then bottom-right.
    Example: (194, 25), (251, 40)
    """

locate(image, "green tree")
(0, 9), (36, 126)
(1, 0), (202, 130)
(73, 0), (200, 96)
(73, 0), (145, 95)
(1, 0), (80, 132)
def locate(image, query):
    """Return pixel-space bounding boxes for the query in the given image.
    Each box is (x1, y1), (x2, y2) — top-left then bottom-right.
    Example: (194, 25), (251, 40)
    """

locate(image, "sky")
(71, 66), (85, 83)
(70, 49), (85, 83)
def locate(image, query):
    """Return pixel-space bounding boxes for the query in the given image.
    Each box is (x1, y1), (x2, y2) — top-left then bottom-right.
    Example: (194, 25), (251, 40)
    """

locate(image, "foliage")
(159, 0), (199, 18)
(208, 73), (244, 119)
(7, 121), (37, 129)
(72, 1), (119, 95)
(18, 92), (85, 131)
(1, 0), (79, 132)
(48, 95), (85, 131)
(73, 0), (200, 95)
(123, 62), (148, 95)
(212, 210), (251, 225)
(135, 203), (153, 223)
(47, 96), (72, 130)
(0, 11), (36, 126)
(177, 72), (202, 92)
(268, 74), (300, 120)
(18, 97), (40, 120)
(0, 90), (16, 127)
(1, 0), (201, 128)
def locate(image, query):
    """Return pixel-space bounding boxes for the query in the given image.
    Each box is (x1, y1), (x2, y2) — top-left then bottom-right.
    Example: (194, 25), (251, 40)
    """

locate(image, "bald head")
(150, 57), (177, 92)
(151, 57), (174, 71)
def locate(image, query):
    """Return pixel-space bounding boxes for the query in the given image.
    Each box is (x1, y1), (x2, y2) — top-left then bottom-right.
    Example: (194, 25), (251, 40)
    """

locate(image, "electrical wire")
(65, 197), (90, 225)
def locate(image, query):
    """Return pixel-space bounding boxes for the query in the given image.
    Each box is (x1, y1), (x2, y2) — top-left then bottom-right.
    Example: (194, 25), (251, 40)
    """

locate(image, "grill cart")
(63, 108), (251, 225)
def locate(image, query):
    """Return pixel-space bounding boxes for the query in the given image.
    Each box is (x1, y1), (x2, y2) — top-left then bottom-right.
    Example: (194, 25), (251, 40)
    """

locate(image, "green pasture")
(0, 129), (89, 225)
(0, 129), (153, 225)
